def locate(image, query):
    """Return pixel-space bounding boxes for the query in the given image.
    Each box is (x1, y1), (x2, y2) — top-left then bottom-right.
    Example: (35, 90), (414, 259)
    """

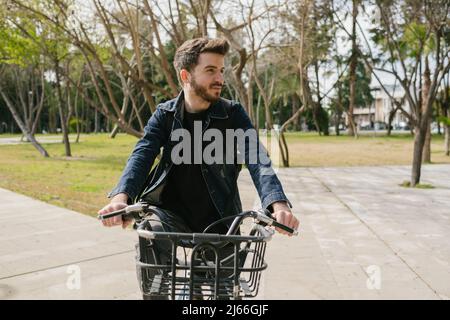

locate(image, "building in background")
(348, 84), (411, 130)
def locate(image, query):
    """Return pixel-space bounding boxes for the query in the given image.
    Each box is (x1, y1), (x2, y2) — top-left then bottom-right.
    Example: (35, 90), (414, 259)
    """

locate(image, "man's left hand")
(270, 201), (299, 237)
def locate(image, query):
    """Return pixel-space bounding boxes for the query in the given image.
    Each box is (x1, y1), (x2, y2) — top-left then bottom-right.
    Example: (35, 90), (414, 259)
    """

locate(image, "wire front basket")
(135, 228), (269, 300)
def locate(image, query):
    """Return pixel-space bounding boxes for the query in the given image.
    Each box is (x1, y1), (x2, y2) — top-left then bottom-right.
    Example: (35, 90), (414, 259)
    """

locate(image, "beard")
(190, 76), (222, 103)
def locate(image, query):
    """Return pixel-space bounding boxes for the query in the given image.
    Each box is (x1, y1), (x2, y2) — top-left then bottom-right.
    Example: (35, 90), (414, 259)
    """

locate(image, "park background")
(0, 0), (449, 300)
(0, 0), (449, 216)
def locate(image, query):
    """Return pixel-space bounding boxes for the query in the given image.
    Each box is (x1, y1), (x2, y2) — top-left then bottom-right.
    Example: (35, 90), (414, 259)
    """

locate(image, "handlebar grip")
(256, 210), (298, 236)
(97, 203), (151, 221)
(271, 220), (298, 236)
(97, 208), (126, 220)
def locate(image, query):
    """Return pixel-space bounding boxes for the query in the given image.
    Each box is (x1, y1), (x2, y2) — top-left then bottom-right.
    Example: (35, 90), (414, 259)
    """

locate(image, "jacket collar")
(160, 91), (229, 121)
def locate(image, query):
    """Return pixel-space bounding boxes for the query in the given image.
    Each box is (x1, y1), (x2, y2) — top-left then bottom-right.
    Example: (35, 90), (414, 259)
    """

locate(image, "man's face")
(185, 52), (225, 103)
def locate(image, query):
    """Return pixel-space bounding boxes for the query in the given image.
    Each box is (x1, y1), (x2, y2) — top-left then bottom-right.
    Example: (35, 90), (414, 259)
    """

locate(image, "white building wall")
(344, 85), (411, 129)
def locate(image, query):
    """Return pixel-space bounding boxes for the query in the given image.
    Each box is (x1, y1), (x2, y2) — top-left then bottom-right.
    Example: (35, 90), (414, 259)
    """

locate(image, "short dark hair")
(173, 37), (230, 83)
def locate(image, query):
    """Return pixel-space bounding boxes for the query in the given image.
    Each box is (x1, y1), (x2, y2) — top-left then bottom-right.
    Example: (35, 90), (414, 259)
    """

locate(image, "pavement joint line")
(0, 249), (134, 281)
(306, 167), (442, 300)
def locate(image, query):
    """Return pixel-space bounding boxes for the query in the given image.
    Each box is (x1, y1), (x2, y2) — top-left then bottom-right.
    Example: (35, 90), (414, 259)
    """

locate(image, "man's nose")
(215, 72), (224, 84)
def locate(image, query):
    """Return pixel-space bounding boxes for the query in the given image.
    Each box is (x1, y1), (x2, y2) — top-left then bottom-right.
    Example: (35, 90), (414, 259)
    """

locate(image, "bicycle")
(98, 202), (298, 300)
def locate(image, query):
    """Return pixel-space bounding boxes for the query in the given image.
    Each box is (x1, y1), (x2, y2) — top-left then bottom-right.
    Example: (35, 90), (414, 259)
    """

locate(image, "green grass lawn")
(0, 132), (449, 217)
(0, 134), (137, 216)
(265, 131), (450, 167)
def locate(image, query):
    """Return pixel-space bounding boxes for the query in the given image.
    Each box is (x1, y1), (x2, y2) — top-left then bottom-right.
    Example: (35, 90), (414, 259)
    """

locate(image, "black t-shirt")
(160, 108), (228, 234)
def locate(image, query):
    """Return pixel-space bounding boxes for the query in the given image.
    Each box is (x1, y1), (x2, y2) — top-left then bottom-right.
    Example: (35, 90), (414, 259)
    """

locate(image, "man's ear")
(180, 69), (190, 85)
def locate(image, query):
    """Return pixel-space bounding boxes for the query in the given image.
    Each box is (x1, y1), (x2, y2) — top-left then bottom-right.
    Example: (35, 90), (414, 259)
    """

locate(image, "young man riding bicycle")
(98, 38), (299, 298)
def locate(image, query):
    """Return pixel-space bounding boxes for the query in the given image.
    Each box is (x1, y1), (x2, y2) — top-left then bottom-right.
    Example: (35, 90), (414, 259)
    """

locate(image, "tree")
(0, 66), (49, 157)
(6, 0), (76, 156)
(277, 0), (335, 137)
(367, 0), (450, 185)
(340, 59), (374, 129)
(0, 4), (49, 156)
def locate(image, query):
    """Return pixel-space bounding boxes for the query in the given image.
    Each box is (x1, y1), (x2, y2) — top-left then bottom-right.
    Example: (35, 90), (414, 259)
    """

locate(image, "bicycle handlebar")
(97, 202), (298, 236)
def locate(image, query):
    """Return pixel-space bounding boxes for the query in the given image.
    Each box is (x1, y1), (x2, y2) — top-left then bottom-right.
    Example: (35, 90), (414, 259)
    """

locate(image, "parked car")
(374, 122), (387, 130)
(395, 121), (410, 131)
(359, 121), (372, 130)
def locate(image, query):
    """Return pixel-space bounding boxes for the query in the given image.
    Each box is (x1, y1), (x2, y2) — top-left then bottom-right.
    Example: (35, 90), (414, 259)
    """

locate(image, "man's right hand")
(97, 193), (131, 229)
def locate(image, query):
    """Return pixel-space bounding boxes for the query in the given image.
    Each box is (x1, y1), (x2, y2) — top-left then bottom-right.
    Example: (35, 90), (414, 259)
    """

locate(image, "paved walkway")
(1, 164), (450, 299)
(0, 136), (81, 145)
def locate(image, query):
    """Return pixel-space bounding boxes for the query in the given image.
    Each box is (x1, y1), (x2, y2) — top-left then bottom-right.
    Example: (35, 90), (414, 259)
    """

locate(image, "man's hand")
(270, 201), (299, 237)
(97, 193), (132, 229)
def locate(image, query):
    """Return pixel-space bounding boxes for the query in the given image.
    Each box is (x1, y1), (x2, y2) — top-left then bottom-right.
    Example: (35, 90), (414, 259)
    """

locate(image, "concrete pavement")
(257, 164), (450, 300)
(1, 164), (450, 299)
(0, 189), (139, 299)
(0, 135), (82, 145)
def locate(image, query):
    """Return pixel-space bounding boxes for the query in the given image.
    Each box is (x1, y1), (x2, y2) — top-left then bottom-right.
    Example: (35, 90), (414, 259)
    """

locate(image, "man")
(98, 37), (299, 298)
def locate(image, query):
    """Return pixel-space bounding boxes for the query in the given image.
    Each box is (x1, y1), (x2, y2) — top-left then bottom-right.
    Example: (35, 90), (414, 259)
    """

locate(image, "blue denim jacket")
(108, 91), (292, 218)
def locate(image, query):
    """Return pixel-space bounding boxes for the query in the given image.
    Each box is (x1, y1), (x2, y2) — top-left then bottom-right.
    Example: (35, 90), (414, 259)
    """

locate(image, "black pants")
(135, 207), (238, 300)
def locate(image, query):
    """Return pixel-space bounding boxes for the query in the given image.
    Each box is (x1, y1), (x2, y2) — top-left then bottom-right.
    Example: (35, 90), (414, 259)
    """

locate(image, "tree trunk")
(54, 60), (71, 157)
(312, 104), (322, 135)
(445, 122), (450, 156)
(247, 66), (255, 125)
(291, 97), (301, 131)
(421, 58), (431, 163)
(74, 70), (83, 143)
(297, 0), (316, 137)
(255, 93), (261, 133)
(110, 125), (120, 138)
(445, 108), (450, 156)
(442, 85), (449, 156)
(31, 69), (46, 136)
(335, 113), (340, 136)
(279, 105), (307, 167)
(252, 60), (273, 130)
(411, 126), (426, 186)
(422, 118), (431, 163)
(110, 80), (131, 139)
(387, 107), (397, 136)
(436, 106), (441, 135)
(411, 57), (435, 186)
(347, 0), (359, 138)
(335, 88), (343, 136)
(75, 104), (81, 143)
(49, 105), (56, 133)
(94, 108), (99, 133)
(346, 110), (358, 137)
(313, 60), (322, 135)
